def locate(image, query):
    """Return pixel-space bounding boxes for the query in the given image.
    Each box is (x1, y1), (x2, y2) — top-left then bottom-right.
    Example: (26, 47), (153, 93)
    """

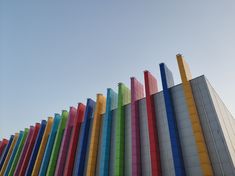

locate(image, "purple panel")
(131, 77), (144, 176)
(14, 126), (34, 176)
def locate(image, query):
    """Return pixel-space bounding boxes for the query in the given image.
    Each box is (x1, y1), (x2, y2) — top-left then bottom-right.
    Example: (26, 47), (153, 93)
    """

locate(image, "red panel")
(144, 70), (162, 176)
(55, 107), (77, 176)
(0, 139), (8, 158)
(63, 103), (86, 176)
(19, 123), (41, 176)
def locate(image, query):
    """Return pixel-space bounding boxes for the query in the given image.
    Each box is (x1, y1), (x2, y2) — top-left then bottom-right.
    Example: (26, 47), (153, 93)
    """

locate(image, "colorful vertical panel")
(0, 133), (19, 176)
(63, 103), (85, 176)
(14, 126), (34, 175)
(0, 139), (8, 160)
(8, 128), (29, 176)
(86, 94), (106, 175)
(0, 135), (14, 171)
(47, 110), (68, 176)
(32, 117), (53, 175)
(4, 131), (24, 175)
(98, 88), (117, 176)
(39, 114), (61, 176)
(19, 123), (40, 176)
(144, 70), (162, 176)
(25, 120), (47, 176)
(73, 99), (95, 176)
(131, 77), (144, 176)
(114, 83), (130, 176)
(160, 63), (186, 176)
(55, 107), (77, 176)
(176, 54), (213, 175)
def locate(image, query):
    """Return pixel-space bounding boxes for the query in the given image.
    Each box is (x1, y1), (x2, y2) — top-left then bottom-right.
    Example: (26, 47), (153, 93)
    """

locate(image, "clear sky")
(0, 1), (235, 139)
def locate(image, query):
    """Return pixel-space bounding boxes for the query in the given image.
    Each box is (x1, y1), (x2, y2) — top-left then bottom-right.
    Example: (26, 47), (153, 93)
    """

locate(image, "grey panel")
(124, 104), (132, 176)
(153, 92), (175, 176)
(190, 76), (235, 175)
(84, 118), (94, 176)
(96, 114), (105, 176)
(109, 110), (117, 176)
(139, 99), (152, 176)
(171, 84), (203, 176)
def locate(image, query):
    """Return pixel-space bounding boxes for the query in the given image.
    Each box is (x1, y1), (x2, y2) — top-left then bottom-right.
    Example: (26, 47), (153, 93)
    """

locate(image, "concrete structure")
(0, 54), (234, 176)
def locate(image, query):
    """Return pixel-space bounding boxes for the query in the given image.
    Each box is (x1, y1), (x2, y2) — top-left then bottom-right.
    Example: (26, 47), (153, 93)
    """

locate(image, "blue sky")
(1, 1), (235, 139)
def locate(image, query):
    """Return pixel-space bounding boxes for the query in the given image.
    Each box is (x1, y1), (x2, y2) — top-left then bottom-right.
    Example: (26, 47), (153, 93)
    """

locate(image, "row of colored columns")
(0, 54), (213, 176)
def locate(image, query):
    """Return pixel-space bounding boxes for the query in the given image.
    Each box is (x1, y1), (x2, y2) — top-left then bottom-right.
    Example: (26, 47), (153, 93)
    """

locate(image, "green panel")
(114, 83), (130, 176)
(8, 128), (29, 176)
(46, 110), (68, 176)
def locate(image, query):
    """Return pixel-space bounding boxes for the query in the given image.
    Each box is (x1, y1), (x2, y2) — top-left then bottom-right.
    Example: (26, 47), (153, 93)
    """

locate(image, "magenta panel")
(131, 77), (144, 176)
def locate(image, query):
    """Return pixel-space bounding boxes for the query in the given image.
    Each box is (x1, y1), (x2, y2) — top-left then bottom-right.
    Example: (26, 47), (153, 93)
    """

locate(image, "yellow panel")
(0, 133), (19, 176)
(86, 94), (106, 176)
(177, 54), (213, 175)
(32, 117), (54, 175)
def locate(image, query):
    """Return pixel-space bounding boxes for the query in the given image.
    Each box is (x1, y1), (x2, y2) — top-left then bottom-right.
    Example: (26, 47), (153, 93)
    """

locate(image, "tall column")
(86, 94), (106, 176)
(114, 83), (130, 176)
(32, 117), (54, 175)
(144, 71), (162, 176)
(9, 128), (29, 176)
(176, 54), (213, 175)
(0, 133), (19, 176)
(55, 107), (77, 176)
(25, 120), (47, 176)
(14, 126), (34, 175)
(47, 110), (68, 176)
(73, 99), (95, 176)
(98, 88), (117, 176)
(131, 77), (144, 176)
(64, 103), (86, 176)
(19, 123), (40, 176)
(39, 114), (61, 176)
(160, 63), (186, 176)
(4, 130), (24, 176)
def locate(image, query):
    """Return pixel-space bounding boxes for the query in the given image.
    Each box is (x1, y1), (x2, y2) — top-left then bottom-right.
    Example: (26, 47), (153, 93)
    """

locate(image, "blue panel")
(160, 63), (186, 176)
(98, 88), (117, 176)
(25, 120), (47, 176)
(0, 135), (14, 170)
(73, 98), (96, 176)
(4, 131), (24, 175)
(39, 114), (61, 176)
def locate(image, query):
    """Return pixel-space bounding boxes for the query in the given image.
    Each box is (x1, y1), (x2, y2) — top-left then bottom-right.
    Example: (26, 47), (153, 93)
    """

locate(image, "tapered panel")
(86, 94), (106, 176)
(32, 117), (53, 175)
(177, 54), (213, 176)
(144, 70), (162, 176)
(8, 128), (29, 176)
(39, 114), (61, 176)
(63, 103), (86, 176)
(73, 99), (96, 176)
(47, 110), (68, 176)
